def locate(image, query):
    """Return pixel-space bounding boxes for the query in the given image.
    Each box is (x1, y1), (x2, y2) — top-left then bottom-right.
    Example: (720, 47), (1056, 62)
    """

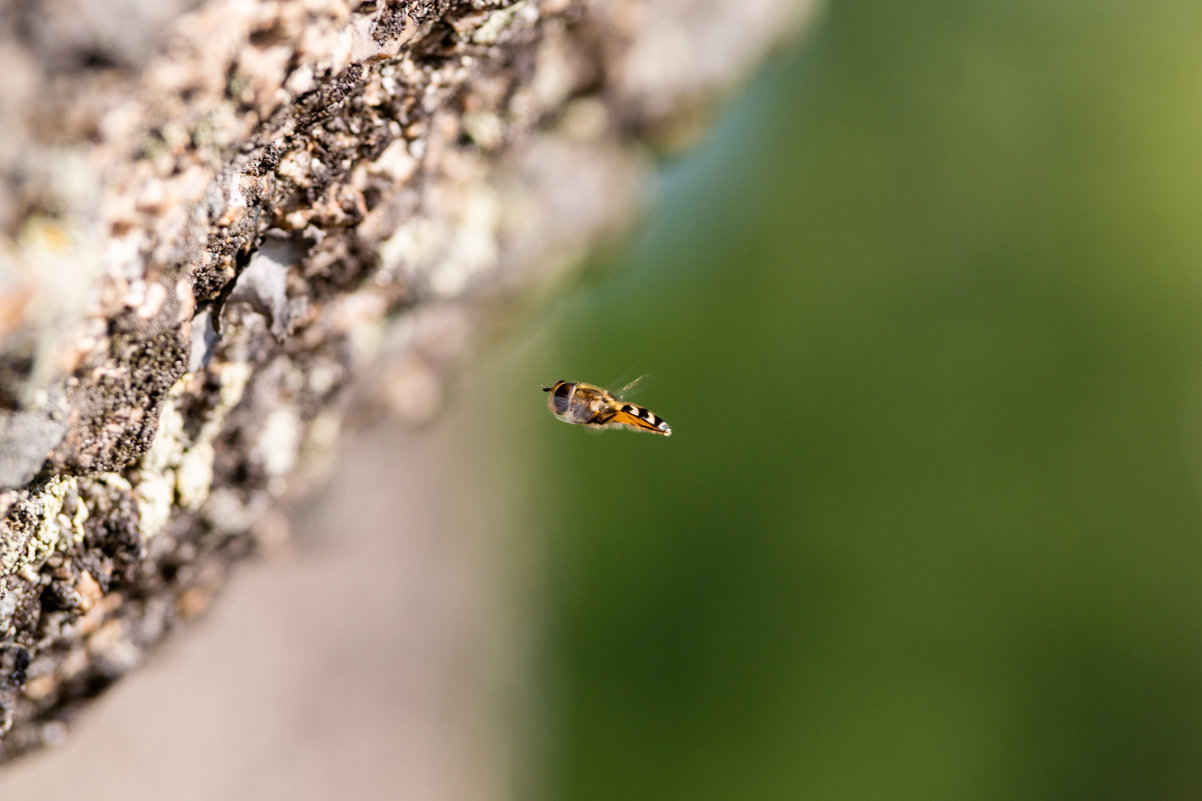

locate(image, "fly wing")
(617, 374), (648, 397)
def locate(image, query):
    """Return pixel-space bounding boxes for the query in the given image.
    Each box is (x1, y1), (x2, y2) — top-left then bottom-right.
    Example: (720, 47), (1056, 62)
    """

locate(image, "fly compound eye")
(551, 382), (574, 414)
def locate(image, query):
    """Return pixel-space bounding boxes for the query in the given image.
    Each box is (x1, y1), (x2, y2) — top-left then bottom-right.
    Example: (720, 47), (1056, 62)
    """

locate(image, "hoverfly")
(542, 378), (672, 436)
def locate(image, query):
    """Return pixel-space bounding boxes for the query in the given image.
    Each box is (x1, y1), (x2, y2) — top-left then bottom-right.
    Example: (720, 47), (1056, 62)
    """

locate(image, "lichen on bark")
(0, 0), (815, 761)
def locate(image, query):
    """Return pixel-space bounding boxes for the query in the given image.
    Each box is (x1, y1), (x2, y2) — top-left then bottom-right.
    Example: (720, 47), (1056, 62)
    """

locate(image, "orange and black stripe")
(604, 403), (671, 436)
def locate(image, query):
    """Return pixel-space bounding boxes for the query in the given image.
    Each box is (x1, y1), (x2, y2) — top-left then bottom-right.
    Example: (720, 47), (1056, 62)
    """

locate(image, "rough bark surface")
(0, 0), (813, 761)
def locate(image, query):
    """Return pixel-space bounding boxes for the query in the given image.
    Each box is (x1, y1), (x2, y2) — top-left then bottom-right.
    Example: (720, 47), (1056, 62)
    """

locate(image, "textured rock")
(0, 0), (814, 761)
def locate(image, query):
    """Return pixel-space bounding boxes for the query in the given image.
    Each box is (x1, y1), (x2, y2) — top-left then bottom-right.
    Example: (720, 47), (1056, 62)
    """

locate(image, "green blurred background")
(504, 1), (1202, 799)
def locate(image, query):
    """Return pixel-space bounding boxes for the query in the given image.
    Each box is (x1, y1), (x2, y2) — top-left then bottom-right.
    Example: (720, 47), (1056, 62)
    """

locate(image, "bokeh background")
(509, 1), (1202, 799)
(6, 1), (1202, 799)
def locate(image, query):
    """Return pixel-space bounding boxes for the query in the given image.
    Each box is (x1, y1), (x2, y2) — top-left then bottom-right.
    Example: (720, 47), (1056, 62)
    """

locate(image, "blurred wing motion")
(618, 374), (648, 396)
(542, 379), (672, 437)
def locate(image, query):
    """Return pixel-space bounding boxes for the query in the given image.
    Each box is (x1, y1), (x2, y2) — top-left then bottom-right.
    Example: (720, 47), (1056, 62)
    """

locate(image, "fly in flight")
(542, 379), (672, 436)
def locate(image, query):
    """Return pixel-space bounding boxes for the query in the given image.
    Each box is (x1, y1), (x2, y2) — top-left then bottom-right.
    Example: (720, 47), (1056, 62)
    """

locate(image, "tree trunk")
(0, 0), (813, 761)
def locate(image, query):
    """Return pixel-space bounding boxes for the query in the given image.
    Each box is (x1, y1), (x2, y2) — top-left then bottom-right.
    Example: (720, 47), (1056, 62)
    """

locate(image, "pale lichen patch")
(133, 360), (256, 532)
(133, 394), (186, 540)
(470, 1), (533, 45)
(19, 476), (88, 571)
(175, 361), (253, 511)
(204, 487), (264, 536)
(462, 111), (505, 151)
(134, 475), (174, 542)
(141, 395), (185, 476)
(257, 405), (302, 480)
(429, 188), (501, 297)
(176, 440), (215, 511)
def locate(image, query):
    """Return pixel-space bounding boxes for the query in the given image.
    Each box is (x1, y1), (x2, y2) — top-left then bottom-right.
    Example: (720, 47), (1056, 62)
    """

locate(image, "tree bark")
(0, 0), (813, 761)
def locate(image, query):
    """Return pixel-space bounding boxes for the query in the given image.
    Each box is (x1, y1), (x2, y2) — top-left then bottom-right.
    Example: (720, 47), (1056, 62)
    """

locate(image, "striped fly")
(542, 379), (672, 437)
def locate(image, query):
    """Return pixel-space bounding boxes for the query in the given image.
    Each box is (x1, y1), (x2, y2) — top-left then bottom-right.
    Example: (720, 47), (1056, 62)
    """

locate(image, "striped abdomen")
(599, 402), (672, 436)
